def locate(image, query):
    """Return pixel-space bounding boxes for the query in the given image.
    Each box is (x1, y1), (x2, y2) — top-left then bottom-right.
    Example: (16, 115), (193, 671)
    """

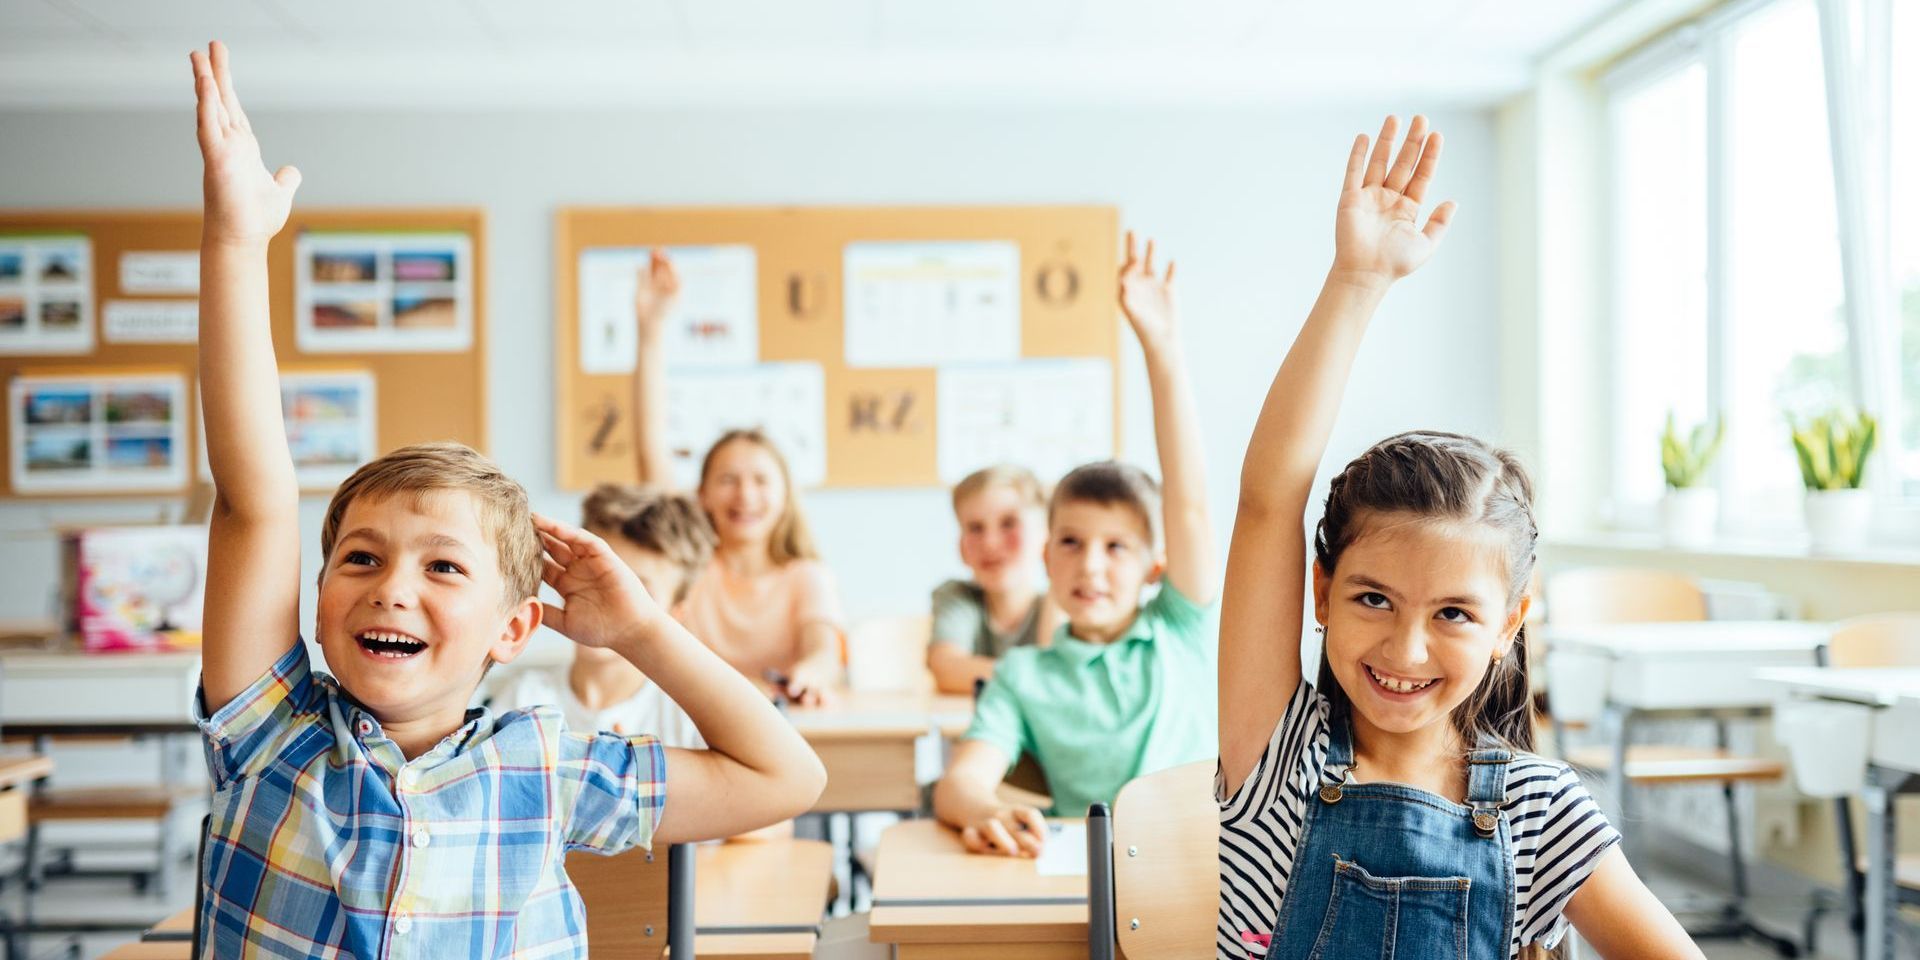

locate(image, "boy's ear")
(1146, 552), (1166, 586)
(489, 596), (543, 666)
(1310, 561), (1333, 629)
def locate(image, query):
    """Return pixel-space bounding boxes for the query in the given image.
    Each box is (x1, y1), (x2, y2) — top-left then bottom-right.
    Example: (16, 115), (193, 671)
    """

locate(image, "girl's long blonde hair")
(698, 428), (819, 565)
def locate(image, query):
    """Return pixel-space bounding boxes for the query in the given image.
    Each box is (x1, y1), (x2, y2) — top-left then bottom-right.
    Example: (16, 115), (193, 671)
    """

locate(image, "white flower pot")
(1660, 487), (1718, 549)
(1804, 488), (1873, 555)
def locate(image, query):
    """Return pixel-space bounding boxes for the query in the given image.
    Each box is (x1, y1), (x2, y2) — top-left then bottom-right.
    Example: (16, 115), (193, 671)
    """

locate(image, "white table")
(1759, 667), (1920, 960)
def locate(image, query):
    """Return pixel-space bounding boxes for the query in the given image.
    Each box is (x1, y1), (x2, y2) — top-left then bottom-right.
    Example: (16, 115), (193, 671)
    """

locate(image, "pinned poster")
(118, 251), (200, 294)
(662, 362), (825, 489)
(104, 300), (198, 344)
(9, 371), (189, 493)
(0, 235), (94, 356)
(843, 240), (1019, 368)
(578, 244), (759, 374)
(936, 359), (1112, 485)
(282, 371), (377, 487)
(295, 232), (473, 353)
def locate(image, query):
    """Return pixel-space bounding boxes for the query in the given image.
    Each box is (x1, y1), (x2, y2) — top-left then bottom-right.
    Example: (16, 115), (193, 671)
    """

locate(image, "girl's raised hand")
(533, 513), (667, 651)
(1332, 115), (1455, 285)
(191, 42), (299, 247)
(633, 249), (682, 338)
(1117, 230), (1178, 353)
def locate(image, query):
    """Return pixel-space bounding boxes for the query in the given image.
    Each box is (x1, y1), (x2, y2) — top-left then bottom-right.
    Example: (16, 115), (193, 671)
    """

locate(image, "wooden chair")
(567, 843), (692, 960)
(1545, 567), (1793, 953)
(845, 614), (933, 694)
(1816, 614), (1920, 959)
(1087, 761), (1215, 960)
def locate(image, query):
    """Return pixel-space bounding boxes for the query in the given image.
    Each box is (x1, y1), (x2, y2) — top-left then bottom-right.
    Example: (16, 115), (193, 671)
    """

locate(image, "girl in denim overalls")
(1214, 116), (1705, 959)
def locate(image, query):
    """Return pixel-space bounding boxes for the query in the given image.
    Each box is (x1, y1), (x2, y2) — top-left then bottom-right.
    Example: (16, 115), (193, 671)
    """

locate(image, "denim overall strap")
(1318, 699), (1356, 802)
(1466, 745), (1513, 839)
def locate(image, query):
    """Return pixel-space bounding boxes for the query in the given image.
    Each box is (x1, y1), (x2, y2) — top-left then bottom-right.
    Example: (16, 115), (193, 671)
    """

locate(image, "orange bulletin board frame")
(554, 206), (1120, 491)
(0, 208), (488, 498)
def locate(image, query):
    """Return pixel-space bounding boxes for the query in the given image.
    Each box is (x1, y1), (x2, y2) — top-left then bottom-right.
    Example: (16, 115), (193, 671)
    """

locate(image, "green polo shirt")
(963, 580), (1218, 818)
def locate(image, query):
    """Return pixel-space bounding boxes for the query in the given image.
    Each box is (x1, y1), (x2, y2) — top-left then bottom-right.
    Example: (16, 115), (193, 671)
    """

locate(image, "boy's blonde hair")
(582, 483), (717, 604)
(950, 464), (1046, 516)
(1048, 461), (1161, 549)
(698, 429), (819, 565)
(319, 442), (542, 607)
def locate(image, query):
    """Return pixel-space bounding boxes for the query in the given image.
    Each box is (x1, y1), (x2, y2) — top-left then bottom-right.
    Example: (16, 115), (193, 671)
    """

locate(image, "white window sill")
(1543, 529), (1920, 571)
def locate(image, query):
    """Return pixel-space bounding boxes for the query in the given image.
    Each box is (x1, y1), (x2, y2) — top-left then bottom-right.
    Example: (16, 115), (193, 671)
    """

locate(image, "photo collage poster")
(295, 231), (473, 353)
(9, 372), (188, 493)
(0, 235), (94, 355)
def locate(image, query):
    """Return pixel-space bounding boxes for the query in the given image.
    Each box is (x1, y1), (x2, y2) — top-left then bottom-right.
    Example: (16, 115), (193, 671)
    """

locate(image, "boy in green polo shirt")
(932, 231), (1218, 856)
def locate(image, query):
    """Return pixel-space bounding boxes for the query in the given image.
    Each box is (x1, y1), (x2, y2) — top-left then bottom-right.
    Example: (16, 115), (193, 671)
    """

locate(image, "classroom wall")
(0, 103), (1502, 651)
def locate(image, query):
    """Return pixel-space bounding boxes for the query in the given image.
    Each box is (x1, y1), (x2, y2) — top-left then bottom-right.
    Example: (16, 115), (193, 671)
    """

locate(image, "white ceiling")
(0, 0), (1629, 109)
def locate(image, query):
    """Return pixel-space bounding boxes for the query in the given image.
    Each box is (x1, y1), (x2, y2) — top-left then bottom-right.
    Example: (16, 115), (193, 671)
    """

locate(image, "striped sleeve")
(1215, 681), (1329, 960)
(1505, 756), (1621, 950)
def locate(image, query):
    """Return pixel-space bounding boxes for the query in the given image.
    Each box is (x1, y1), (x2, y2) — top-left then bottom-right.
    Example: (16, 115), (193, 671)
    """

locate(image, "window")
(1895, 0), (1920, 496)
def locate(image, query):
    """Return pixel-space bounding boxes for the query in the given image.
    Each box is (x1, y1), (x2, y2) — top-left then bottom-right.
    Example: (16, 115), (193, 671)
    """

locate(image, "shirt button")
(356, 718), (374, 736)
(411, 828), (430, 849)
(394, 914), (412, 935)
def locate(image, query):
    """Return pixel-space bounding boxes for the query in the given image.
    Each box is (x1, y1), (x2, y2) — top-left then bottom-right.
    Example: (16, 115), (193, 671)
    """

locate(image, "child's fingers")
(1143, 238), (1156, 277)
(1342, 133), (1368, 193)
(982, 819), (1020, 856)
(1421, 200), (1457, 244)
(1123, 229), (1136, 268)
(537, 529), (578, 567)
(1163, 260), (1176, 287)
(273, 165), (302, 193)
(209, 41), (249, 130)
(1384, 114), (1428, 194)
(1364, 115), (1398, 187)
(541, 557), (565, 586)
(1015, 806), (1048, 836)
(540, 602), (567, 636)
(960, 825), (986, 853)
(1403, 132), (1444, 203)
(1015, 827), (1043, 858)
(192, 65), (222, 151)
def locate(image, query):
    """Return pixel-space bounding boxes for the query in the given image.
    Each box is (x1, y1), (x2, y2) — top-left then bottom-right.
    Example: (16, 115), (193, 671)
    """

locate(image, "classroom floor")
(0, 836), (1902, 959)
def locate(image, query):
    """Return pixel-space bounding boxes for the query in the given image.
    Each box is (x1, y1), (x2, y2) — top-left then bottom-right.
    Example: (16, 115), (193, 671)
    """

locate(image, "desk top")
(1756, 667), (1920, 705)
(0, 753), (54, 789)
(143, 908), (193, 941)
(1546, 620), (1830, 656)
(788, 689), (974, 741)
(697, 839), (833, 932)
(99, 944), (189, 960)
(868, 819), (1087, 945)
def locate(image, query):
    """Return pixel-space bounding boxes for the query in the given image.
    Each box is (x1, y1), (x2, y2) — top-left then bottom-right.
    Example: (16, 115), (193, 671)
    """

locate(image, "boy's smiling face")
(316, 489), (540, 728)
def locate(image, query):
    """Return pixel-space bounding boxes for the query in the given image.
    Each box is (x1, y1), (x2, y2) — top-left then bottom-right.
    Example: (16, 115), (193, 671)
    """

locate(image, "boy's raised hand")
(191, 42), (299, 246)
(1333, 115), (1454, 285)
(1117, 230), (1178, 354)
(534, 514), (665, 651)
(633, 249), (681, 338)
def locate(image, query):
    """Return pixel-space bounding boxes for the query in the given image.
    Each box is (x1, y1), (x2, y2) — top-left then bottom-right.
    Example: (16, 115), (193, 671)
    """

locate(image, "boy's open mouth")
(356, 630), (426, 659)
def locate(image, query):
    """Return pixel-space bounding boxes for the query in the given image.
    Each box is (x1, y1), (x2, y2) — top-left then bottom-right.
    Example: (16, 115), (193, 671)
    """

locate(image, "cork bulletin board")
(554, 205), (1121, 491)
(0, 208), (487, 498)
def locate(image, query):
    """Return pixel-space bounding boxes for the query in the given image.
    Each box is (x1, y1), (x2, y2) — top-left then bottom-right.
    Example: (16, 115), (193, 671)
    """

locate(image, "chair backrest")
(1544, 567), (1707, 625)
(1825, 614), (1920, 668)
(568, 843), (690, 960)
(194, 813), (209, 960)
(845, 613), (934, 693)
(1109, 761), (1217, 960)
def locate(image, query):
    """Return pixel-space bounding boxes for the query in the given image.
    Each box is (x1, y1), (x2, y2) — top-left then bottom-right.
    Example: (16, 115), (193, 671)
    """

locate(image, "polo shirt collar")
(1047, 610), (1156, 663)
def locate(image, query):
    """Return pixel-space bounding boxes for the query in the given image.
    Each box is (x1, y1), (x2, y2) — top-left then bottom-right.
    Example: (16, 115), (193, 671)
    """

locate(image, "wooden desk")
(142, 908), (193, 942)
(1758, 667), (1920, 960)
(98, 944), (188, 960)
(693, 839), (833, 959)
(0, 754), (54, 844)
(789, 690), (972, 813)
(868, 819), (1087, 959)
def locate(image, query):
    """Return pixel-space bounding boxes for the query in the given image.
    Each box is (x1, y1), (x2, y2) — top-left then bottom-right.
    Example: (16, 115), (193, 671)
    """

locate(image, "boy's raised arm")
(1218, 117), (1454, 794)
(193, 42), (306, 712)
(1117, 232), (1216, 605)
(630, 250), (678, 488)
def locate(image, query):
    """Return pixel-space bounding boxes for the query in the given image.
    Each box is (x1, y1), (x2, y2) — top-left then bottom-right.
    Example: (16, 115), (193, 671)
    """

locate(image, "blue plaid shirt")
(194, 640), (667, 958)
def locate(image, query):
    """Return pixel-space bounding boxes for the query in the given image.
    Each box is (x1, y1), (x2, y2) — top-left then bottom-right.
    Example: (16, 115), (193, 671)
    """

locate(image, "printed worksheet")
(843, 240), (1020, 368)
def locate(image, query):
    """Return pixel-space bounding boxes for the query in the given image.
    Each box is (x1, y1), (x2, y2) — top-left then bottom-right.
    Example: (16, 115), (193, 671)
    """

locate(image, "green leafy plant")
(1789, 410), (1878, 491)
(1661, 412), (1725, 489)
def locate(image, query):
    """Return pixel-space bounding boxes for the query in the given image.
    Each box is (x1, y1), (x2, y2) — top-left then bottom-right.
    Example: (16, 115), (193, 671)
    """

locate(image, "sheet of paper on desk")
(1036, 822), (1088, 876)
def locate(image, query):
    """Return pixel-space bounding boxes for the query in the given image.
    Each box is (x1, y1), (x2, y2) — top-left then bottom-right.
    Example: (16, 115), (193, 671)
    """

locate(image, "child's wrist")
(1324, 266), (1394, 296)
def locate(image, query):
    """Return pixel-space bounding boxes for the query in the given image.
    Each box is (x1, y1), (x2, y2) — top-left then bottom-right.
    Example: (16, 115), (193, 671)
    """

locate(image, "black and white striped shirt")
(1215, 682), (1619, 959)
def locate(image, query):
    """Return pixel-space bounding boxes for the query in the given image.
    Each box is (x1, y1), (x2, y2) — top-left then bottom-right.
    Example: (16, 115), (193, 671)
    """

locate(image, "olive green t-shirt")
(963, 581), (1219, 818)
(929, 579), (1043, 660)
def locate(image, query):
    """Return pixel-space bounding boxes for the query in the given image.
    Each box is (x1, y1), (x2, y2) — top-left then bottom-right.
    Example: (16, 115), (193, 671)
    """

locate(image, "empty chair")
(1087, 760), (1215, 960)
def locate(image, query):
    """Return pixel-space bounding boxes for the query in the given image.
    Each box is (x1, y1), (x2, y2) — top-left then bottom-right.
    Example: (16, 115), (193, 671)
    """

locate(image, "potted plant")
(1660, 412), (1724, 548)
(1790, 409), (1878, 554)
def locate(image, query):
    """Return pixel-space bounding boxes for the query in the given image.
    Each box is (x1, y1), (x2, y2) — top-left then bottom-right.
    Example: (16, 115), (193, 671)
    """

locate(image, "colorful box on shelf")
(74, 526), (206, 653)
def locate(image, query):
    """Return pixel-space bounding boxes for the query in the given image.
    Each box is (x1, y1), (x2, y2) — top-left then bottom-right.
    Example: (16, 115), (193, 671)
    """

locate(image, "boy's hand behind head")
(1332, 114), (1456, 287)
(1117, 230), (1178, 353)
(192, 41), (300, 247)
(534, 514), (666, 652)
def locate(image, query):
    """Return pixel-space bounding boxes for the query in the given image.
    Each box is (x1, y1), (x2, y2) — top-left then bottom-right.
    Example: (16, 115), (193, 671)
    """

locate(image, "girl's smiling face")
(698, 438), (787, 550)
(1313, 512), (1528, 739)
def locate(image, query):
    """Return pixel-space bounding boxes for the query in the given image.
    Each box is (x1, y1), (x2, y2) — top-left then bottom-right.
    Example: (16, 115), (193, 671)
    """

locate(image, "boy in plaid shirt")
(190, 42), (825, 958)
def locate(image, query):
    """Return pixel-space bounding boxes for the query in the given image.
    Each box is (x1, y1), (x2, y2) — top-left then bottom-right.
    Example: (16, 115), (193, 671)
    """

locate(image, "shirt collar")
(1046, 609), (1156, 663)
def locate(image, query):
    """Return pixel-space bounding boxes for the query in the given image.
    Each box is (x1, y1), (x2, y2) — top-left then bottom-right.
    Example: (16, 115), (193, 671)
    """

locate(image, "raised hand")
(1117, 230), (1178, 354)
(633, 248), (681, 339)
(533, 513), (666, 651)
(191, 42), (299, 247)
(1333, 115), (1454, 285)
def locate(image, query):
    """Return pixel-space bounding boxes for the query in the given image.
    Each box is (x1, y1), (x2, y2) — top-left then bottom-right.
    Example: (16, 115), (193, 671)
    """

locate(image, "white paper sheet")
(663, 363), (826, 488)
(0, 235), (94, 356)
(294, 232), (473, 353)
(10, 372), (188, 492)
(118, 251), (200, 294)
(578, 245), (759, 374)
(104, 300), (198, 343)
(936, 359), (1113, 484)
(1035, 822), (1088, 877)
(843, 240), (1020, 368)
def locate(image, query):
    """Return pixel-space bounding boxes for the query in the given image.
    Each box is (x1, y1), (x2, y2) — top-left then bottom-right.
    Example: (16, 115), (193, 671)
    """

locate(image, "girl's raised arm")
(631, 249), (679, 488)
(1218, 116), (1455, 794)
